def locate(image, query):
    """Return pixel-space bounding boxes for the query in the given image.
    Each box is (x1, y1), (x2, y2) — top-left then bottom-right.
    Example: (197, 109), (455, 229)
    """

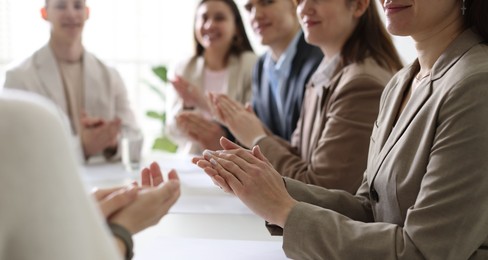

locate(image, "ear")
(353, 0), (370, 18)
(40, 7), (48, 20)
(85, 6), (90, 19)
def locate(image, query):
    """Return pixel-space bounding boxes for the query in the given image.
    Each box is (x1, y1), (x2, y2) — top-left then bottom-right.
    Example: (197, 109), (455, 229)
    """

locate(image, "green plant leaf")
(152, 136), (178, 153)
(152, 66), (168, 83)
(142, 79), (165, 100)
(146, 110), (164, 120)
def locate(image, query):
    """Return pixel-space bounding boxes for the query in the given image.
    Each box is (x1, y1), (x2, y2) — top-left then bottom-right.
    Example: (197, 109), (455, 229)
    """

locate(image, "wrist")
(108, 222), (134, 260)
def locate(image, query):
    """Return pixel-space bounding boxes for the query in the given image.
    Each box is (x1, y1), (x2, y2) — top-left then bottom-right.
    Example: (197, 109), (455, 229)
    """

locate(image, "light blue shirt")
(263, 32), (301, 105)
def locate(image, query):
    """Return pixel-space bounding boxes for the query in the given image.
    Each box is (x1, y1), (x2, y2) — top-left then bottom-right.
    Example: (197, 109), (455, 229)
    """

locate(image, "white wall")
(0, 0), (416, 135)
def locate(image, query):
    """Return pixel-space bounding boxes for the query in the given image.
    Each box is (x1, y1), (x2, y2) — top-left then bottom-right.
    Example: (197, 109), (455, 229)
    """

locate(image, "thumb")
(244, 102), (254, 113)
(220, 136), (241, 150)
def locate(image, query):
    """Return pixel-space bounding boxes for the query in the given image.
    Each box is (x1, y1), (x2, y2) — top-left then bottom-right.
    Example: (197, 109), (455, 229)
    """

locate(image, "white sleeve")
(0, 89), (121, 260)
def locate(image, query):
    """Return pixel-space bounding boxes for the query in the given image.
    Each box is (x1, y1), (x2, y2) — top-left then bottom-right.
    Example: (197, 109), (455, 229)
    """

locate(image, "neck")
(49, 36), (84, 63)
(204, 49), (227, 70)
(269, 26), (300, 61)
(413, 16), (465, 76)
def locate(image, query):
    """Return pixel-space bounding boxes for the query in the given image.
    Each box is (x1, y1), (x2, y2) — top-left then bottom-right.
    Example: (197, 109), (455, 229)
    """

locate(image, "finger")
(167, 169), (179, 181)
(212, 175), (233, 193)
(149, 162), (164, 186)
(99, 186), (137, 217)
(220, 137), (242, 150)
(211, 157), (244, 192)
(252, 145), (271, 165)
(141, 167), (151, 186)
(245, 102), (254, 113)
(203, 165), (220, 177)
(92, 186), (125, 201)
(215, 150), (256, 176)
(196, 159), (213, 170)
(191, 156), (204, 164)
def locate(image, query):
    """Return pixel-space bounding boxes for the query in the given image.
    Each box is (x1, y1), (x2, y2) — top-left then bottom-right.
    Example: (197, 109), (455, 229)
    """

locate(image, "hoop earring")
(461, 0), (466, 15)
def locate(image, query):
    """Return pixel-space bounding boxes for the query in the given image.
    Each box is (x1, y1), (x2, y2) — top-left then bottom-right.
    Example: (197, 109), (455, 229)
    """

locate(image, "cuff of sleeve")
(108, 222), (134, 260)
(251, 134), (268, 147)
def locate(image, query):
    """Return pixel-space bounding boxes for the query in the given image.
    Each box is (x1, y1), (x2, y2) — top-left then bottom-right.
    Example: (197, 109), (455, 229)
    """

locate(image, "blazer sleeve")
(257, 75), (384, 193)
(279, 74), (488, 260)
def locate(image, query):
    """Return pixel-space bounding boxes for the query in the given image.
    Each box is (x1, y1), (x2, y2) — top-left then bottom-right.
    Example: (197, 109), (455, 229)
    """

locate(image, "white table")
(82, 153), (287, 260)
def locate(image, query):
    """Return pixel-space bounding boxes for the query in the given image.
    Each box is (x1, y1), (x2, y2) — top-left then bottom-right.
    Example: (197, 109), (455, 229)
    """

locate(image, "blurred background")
(0, 0), (416, 142)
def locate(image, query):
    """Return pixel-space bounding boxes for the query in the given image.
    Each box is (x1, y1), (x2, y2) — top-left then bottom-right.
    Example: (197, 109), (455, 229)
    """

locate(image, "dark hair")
(193, 0), (254, 61)
(465, 0), (488, 41)
(341, 0), (403, 72)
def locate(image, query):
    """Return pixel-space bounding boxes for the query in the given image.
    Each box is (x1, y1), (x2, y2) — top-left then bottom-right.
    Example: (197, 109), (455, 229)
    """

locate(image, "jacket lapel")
(35, 45), (67, 112)
(307, 66), (343, 159)
(370, 64), (432, 182)
(226, 55), (239, 100)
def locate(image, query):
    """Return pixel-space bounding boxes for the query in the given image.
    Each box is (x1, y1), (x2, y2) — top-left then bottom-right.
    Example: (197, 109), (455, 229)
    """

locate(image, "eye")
(244, 3), (253, 12)
(260, 0), (274, 6)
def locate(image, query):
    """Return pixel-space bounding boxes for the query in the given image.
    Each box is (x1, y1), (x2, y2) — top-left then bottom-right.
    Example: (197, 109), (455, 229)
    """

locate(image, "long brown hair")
(341, 0), (403, 71)
(464, 0), (488, 41)
(193, 0), (254, 60)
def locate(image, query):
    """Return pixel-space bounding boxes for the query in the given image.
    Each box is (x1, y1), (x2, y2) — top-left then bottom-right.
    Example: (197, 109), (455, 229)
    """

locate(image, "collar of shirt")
(263, 31), (302, 92)
(309, 55), (340, 97)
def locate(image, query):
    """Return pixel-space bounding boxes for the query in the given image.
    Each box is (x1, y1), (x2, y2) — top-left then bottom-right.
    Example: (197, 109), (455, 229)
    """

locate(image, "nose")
(297, 0), (314, 17)
(203, 18), (215, 30)
(250, 6), (264, 22)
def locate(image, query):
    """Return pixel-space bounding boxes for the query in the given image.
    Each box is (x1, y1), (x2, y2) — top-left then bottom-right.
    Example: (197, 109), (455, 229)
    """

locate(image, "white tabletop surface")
(82, 152), (287, 260)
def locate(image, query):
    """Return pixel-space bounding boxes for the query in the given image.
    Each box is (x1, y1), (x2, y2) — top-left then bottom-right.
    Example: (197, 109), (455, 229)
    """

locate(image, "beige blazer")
(166, 51), (257, 154)
(258, 58), (394, 193)
(4, 45), (139, 134)
(272, 29), (488, 259)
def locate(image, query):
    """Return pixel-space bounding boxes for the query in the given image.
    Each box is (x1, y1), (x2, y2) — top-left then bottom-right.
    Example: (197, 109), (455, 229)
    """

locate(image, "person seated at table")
(195, 0), (488, 258)
(166, 0), (257, 154)
(243, 0), (323, 141)
(3, 0), (140, 162)
(0, 89), (180, 260)
(209, 0), (402, 193)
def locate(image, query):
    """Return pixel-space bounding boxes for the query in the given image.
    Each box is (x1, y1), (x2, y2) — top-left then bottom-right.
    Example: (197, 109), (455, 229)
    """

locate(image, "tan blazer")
(3, 45), (139, 134)
(258, 58), (394, 193)
(166, 51), (257, 154)
(4, 45), (140, 160)
(273, 29), (488, 259)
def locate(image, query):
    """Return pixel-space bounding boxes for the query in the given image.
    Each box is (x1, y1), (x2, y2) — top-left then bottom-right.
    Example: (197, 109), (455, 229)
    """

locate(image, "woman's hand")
(170, 75), (211, 113)
(209, 93), (267, 147)
(193, 137), (297, 227)
(176, 111), (225, 150)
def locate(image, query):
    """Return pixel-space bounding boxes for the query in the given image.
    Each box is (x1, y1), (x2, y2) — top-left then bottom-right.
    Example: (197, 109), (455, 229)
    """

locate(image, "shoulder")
(238, 51), (258, 66)
(340, 58), (395, 88)
(172, 55), (200, 74)
(231, 51), (258, 73)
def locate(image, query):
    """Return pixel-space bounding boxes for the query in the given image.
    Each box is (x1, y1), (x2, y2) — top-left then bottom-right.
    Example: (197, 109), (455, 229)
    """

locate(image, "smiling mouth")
(384, 4), (411, 15)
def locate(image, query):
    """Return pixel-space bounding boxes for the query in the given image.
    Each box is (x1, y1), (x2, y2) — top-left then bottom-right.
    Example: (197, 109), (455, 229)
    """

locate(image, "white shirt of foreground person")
(0, 89), (120, 259)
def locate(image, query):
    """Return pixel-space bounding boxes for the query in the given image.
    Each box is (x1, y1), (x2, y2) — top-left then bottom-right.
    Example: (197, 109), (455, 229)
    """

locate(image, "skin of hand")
(209, 93), (267, 147)
(193, 137), (297, 227)
(176, 111), (225, 150)
(93, 185), (139, 219)
(80, 114), (121, 157)
(108, 162), (180, 234)
(170, 75), (211, 113)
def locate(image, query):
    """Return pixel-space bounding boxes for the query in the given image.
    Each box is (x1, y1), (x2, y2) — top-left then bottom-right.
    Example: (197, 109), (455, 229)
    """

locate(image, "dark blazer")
(252, 31), (323, 141)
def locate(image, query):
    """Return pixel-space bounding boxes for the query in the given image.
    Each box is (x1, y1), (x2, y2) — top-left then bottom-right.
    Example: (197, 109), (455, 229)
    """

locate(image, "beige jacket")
(4, 45), (139, 134)
(166, 51), (257, 154)
(274, 29), (488, 260)
(258, 58), (394, 193)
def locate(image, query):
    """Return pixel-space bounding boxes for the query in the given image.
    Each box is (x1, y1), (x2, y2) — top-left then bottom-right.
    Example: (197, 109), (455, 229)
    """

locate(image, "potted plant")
(143, 65), (178, 153)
